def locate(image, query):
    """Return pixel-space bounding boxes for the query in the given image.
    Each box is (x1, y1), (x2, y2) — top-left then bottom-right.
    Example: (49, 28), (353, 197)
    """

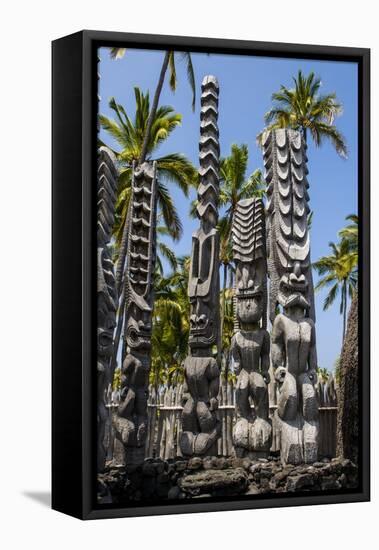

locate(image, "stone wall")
(98, 456), (357, 504)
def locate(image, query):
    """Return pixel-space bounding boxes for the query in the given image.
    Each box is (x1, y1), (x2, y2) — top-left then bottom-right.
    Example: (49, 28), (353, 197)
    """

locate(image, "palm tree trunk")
(115, 215), (129, 294)
(111, 207), (131, 381)
(220, 263), (227, 348)
(138, 51), (170, 164)
(110, 286), (126, 380)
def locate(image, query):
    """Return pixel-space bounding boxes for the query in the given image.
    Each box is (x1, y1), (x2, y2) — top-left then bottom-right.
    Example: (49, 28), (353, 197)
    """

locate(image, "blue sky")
(98, 47), (358, 372)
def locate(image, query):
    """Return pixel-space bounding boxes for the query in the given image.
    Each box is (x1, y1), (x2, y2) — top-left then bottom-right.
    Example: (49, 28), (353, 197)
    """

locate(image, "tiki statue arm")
(307, 321), (318, 382)
(261, 330), (271, 384)
(271, 316), (286, 384)
(208, 358), (219, 411)
(181, 366), (190, 407)
(231, 335), (241, 375)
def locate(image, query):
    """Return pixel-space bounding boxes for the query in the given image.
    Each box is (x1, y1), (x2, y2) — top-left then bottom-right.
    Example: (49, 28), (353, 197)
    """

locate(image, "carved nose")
(198, 314), (206, 326)
(293, 262), (302, 277)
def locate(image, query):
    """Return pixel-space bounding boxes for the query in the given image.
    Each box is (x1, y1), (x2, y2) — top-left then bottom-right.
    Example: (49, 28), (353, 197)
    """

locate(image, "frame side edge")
(52, 31), (85, 519)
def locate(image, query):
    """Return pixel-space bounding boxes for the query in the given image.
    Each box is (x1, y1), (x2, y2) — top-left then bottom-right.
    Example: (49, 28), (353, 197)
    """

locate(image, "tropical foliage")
(150, 257), (191, 387)
(100, 88), (198, 249)
(108, 48), (196, 163)
(313, 214), (358, 344)
(257, 70), (347, 158)
(317, 367), (330, 383)
(339, 214), (358, 254)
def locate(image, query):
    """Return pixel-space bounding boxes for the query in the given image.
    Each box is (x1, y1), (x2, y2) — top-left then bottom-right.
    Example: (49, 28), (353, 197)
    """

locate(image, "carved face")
(236, 293), (264, 325)
(189, 298), (216, 349)
(125, 312), (152, 351)
(235, 259), (265, 327)
(278, 260), (310, 311)
(236, 260), (264, 293)
(188, 229), (218, 350)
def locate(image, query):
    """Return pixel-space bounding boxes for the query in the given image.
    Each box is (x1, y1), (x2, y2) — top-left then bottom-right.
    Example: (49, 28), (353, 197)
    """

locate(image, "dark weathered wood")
(337, 294), (359, 463)
(109, 375), (339, 461)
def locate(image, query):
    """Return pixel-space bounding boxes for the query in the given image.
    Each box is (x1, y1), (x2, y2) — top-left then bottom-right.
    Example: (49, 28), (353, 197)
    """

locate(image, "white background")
(1, 0), (376, 547)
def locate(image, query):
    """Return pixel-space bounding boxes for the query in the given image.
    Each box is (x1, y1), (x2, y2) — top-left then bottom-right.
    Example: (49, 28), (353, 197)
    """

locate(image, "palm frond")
(179, 52), (196, 110)
(323, 282), (339, 310)
(156, 181), (182, 241)
(155, 153), (198, 197)
(98, 115), (126, 149)
(168, 51), (177, 92)
(109, 48), (126, 60)
(158, 242), (179, 272)
(259, 70), (347, 157)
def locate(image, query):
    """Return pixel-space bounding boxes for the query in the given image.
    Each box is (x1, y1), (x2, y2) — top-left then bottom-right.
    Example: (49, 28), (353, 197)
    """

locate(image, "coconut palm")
(108, 48), (195, 164)
(313, 238), (358, 344)
(339, 214), (358, 254)
(100, 88), (197, 270)
(257, 70), (347, 158)
(317, 367), (330, 383)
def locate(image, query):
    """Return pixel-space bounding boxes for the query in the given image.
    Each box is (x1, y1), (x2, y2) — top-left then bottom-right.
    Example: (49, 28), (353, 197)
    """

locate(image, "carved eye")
(198, 314), (206, 327)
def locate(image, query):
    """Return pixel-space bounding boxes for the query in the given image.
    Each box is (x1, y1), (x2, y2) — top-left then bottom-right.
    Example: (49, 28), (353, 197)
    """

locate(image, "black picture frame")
(52, 30), (370, 520)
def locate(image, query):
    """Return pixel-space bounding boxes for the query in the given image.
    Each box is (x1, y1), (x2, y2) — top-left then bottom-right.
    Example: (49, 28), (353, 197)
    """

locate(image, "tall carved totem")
(263, 129), (319, 465)
(179, 75), (221, 457)
(231, 198), (272, 458)
(97, 146), (118, 472)
(114, 162), (158, 467)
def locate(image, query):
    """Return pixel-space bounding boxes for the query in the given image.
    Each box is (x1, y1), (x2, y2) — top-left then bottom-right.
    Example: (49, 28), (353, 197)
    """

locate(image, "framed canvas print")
(52, 30), (370, 520)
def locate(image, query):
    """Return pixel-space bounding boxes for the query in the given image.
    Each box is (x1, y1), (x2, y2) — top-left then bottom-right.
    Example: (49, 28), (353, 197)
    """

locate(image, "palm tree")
(108, 48), (195, 164)
(100, 89), (197, 374)
(218, 144), (266, 345)
(257, 70), (347, 158)
(339, 214), (358, 253)
(317, 367), (330, 383)
(313, 238), (358, 344)
(100, 88), (197, 272)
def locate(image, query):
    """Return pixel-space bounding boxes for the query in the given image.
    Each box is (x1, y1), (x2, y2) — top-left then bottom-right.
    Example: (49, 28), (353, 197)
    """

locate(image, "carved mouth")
(126, 326), (151, 350)
(189, 313), (212, 334)
(236, 289), (262, 300)
(280, 275), (308, 292)
(189, 334), (215, 348)
(283, 293), (310, 309)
